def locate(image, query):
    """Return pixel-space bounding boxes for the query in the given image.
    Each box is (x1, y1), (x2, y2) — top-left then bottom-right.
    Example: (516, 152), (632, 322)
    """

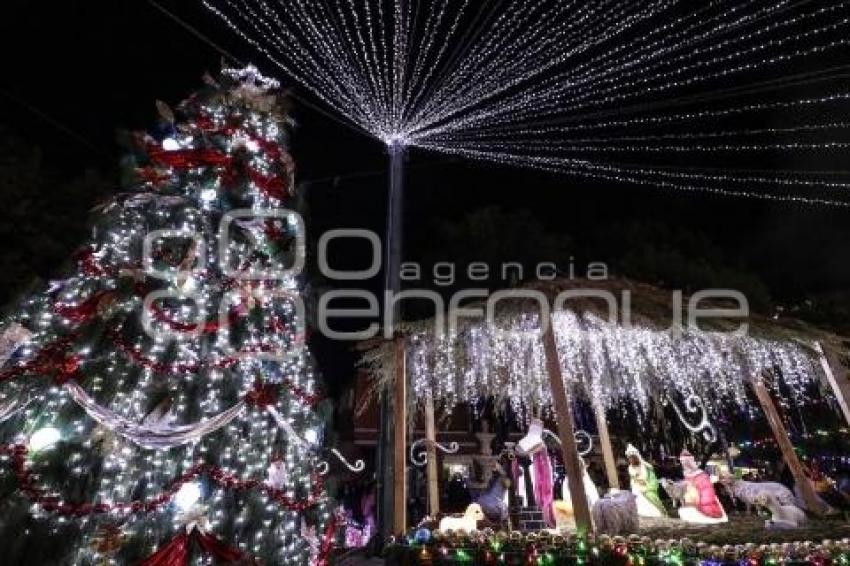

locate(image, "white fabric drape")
(65, 382), (246, 450)
(0, 397), (28, 424)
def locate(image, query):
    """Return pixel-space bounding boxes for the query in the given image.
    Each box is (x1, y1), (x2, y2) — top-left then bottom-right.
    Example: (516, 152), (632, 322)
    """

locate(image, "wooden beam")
(589, 334), (620, 491)
(815, 342), (850, 427)
(424, 395), (440, 518)
(751, 378), (824, 515)
(542, 324), (593, 534)
(376, 391), (392, 538)
(393, 336), (407, 534)
(591, 399), (620, 492)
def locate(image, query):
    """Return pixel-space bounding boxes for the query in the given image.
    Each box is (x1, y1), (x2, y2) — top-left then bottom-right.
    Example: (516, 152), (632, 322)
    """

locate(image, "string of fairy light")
(203, 0), (850, 205)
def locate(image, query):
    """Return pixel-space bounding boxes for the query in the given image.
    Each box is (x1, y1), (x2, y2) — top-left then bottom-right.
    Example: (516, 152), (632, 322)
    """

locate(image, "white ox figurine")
(438, 503), (485, 534)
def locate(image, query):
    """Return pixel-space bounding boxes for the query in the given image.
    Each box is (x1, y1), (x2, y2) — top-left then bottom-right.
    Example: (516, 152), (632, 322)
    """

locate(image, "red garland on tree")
(0, 444), (325, 517)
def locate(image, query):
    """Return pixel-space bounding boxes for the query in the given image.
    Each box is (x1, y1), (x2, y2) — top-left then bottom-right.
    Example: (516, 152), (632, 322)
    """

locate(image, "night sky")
(2, 0), (849, 313)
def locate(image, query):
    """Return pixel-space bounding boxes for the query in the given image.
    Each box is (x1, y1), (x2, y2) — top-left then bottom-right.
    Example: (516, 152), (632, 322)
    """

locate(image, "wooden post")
(815, 342), (850, 427)
(542, 324), (593, 534)
(503, 443), (520, 530)
(589, 339), (620, 491)
(393, 336), (407, 534)
(519, 457), (537, 507)
(591, 399), (620, 492)
(424, 395), (440, 517)
(751, 378), (824, 515)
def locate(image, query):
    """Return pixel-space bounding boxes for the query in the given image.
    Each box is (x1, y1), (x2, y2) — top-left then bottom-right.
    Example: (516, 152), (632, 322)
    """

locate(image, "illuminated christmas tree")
(0, 66), (335, 565)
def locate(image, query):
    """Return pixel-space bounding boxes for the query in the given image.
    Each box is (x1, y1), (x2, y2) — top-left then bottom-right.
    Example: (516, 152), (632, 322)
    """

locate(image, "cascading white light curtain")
(363, 309), (821, 419)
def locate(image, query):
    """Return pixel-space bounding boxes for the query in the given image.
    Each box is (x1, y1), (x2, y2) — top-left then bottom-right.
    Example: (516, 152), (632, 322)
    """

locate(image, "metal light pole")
(376, 141), (406, 539)
(378, 0), (410, 534)
(385, 142), (405, 301)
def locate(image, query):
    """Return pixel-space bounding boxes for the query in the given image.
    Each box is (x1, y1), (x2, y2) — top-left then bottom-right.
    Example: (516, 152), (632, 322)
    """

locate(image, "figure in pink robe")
(511, 449), (556, 527)
(533, 450), (555, 527)
(677, 449), (728, 524)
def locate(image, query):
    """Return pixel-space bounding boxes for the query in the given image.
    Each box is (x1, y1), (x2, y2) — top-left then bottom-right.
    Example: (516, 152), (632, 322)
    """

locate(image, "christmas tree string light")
(0, 67), (339, 564)
(204, 0), (850, 205)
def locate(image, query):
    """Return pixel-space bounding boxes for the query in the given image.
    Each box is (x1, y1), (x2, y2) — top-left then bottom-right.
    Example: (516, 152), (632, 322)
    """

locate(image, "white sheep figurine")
(659, 478), (687, 509)
(438, 503), (485, 534)
(757, 493), (807, 529)
(720, 476), (797, 515)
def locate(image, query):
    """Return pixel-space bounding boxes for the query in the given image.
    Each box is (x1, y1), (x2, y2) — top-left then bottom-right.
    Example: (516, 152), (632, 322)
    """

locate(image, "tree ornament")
(89, 523), (126, 559)
(90, 424), (121, 457)
(265, 457), (287, 490)
(155, 100), (175, 124)
(29, 427), (61, 451)
(301, 517), (320, 565)
(414, 528), (432, 545)
(0, 323), (31, 366)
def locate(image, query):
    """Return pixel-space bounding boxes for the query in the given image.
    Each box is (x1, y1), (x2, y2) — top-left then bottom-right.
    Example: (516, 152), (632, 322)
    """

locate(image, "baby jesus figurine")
(676, 449), (728, 524)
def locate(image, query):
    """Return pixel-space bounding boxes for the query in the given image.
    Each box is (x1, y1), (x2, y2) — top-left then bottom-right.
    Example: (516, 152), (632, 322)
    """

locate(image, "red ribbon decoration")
(245, 381), (279, 408)
(146, 302), (240, 334)
(192, 114), (215, 131)
(70, 249), (295, 297)
(74, 247), (116, 278)
(317, 518), (338, 566)
(135, 167), (173, 187)
(72, 247), (145, 280)
(54, 290), (114, 323)
(191, 112), (286, 164)
(248, 168), (288, 201)
(0, 334), (81, 384)
(50, 283), (235, 335)
(138, 528), (257, 566)
(137, 531), (190, 566)
(147, 302), (289, 336)
(54, 354), (83, 385)
(143, 141), (291, 202)
(147, 147), (232, 169)
(252, 135), (283, 161)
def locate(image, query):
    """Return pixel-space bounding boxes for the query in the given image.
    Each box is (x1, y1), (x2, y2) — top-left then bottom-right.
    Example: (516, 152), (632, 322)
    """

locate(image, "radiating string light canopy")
(203, 0), (850, 205)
